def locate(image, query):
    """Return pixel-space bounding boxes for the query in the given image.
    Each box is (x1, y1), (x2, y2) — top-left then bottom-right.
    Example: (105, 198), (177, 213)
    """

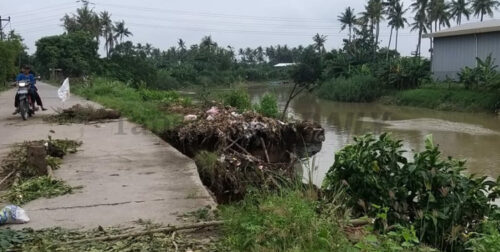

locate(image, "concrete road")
(0, 81), (214, 230)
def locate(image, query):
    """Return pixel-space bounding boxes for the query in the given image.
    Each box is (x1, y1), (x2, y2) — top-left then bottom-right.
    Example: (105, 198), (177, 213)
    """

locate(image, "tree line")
(338, 0), (499, 57)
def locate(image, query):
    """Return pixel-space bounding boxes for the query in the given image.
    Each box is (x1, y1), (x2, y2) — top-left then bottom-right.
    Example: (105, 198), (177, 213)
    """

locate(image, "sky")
(1, 0), (498, 58)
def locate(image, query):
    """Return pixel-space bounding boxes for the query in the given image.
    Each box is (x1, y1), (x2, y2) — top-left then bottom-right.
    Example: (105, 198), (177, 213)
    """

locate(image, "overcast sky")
(1, 0), (498, 57)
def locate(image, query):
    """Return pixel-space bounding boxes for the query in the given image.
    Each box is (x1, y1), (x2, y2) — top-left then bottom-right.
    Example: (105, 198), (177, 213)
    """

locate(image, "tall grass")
(318, 74), (382, 102)
(385, 88), (500, 112)
(219, 190), (352, 252)
(73, 78), (182, 133)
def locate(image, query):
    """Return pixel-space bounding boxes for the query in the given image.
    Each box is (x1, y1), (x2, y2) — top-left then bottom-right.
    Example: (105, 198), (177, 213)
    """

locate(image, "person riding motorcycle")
(13, 65), (47, 115)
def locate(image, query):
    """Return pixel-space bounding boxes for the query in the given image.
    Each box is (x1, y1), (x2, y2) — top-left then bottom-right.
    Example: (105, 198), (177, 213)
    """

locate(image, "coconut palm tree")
(387, 0), (408, 52)
(449, 0), (471, 25)
(428, 0), (450, 31)
(471, 0), (500, 21)
(411, 0), (429, 56)
(62, 2), (100, 42)
(177, 39), (186, 50)
(338, 7), (357, 42)
(312, 33), (327, 54)
(100, 11), (113, 57)
(113, 21), (132, 44)
(361, 0), (384, 47)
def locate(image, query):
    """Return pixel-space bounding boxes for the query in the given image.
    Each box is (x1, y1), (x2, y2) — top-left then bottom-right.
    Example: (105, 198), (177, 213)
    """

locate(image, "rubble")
(162, 105), (325, 202)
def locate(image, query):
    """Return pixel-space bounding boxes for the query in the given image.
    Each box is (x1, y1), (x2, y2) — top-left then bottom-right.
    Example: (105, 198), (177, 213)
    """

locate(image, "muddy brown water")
(246, 85), (500, 185)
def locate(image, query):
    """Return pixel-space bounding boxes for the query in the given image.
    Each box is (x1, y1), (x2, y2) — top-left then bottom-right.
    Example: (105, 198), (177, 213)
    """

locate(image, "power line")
(5, 2), (77, 18)
(98, 2), (335, 24)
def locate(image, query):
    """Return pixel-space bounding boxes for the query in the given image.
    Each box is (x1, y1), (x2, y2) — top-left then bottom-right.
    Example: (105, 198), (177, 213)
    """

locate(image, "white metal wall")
(432, 31), (500, 80)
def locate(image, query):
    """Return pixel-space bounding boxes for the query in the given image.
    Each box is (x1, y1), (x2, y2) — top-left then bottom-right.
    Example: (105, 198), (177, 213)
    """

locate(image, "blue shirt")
(16, 73), (36, 90)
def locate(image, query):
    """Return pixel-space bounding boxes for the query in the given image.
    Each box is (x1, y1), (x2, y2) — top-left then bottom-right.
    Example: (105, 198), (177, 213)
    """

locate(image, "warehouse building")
(423, 20), (500, 80)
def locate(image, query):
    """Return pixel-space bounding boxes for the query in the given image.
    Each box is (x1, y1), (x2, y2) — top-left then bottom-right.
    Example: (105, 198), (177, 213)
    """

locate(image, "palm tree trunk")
(395, 29), (399, 53)
(376, 20), (380, 48)
(349, 25), (352, 42)
(388, 27), (393, 49)
(481, 13), (484, 22)
(387, 27), (393, 61)
(417, 28), (422, 57)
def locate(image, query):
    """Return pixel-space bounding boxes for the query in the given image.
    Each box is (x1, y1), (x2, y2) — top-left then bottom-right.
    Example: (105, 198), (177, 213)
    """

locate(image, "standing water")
(248, 85), (500, 185)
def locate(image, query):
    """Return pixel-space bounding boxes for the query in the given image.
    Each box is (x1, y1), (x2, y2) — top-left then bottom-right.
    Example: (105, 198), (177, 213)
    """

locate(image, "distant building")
(273, 63), (296, 67)
(424, 20), (500, 80)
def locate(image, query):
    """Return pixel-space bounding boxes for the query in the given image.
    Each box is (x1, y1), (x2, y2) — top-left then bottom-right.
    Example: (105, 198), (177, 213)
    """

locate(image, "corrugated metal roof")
(423, 19), (500, 38)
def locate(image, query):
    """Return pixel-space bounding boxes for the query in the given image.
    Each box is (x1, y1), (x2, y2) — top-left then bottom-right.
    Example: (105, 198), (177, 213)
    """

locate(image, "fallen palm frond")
(4, 221), (220, 251)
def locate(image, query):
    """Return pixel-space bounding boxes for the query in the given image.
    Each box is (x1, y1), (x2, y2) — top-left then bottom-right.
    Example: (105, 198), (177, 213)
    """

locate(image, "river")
(247, 85), (500, 185)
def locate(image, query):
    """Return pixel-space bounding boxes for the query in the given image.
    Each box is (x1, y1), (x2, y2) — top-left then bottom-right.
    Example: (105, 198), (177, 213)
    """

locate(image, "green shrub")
(458, 54), (499, 90)
(376, 57), (431, 90)
(219, 190), (351, 251)
(220, 89), (252, 112)
(318, 74), (381, 102)
(255, 93), (279, 118)
(467, 220), (500, 252)
(322, 133), (500, 251)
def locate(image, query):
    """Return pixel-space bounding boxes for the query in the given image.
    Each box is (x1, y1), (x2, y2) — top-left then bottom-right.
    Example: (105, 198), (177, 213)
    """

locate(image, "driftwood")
(0, 170), (16, 186)
(349, 218), (374, 227)
(260, 137), (270, 163)
(64, 221), (223, 245)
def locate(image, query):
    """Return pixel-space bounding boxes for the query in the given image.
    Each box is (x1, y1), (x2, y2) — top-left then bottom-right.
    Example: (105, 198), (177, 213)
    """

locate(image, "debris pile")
(46, 104), (121, 124)
(0, 137), (82, 204)
(162, 106), (325, 202)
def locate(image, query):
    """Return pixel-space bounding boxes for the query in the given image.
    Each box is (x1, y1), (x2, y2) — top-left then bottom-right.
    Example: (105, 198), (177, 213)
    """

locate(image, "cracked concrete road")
(0, 81), (214, 230)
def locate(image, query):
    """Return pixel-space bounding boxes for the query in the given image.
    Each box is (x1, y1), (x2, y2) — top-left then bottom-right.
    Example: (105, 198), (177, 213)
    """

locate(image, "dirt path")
(0, 81), (214, 230)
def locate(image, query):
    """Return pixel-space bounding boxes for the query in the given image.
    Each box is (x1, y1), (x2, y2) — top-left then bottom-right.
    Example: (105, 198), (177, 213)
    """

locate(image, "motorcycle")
(16, 81), (36, 120)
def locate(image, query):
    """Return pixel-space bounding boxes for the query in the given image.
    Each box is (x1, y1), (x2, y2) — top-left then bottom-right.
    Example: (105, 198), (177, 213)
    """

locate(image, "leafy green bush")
(355, 225), (435, 251)
(0, 39), (23, 83)
(220, 89), (252, 112)
(35, 32), (99, 77)
(219, 190), (351, 251)
(467, 220), (500, 252)
(458, 55), (499, 90)
(322, 133), (500, 251)
(318, 74), (381, 102)
(255, 93), (279, 118)
(376, 57), (431, 90)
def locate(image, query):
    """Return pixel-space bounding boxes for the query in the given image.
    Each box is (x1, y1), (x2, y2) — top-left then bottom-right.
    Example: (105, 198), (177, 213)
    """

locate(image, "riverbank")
(24, 78), (498, 251)
(381, 87), (500, 113)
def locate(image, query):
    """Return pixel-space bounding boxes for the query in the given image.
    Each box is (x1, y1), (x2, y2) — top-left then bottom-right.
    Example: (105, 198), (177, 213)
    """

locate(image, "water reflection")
(248, 85), (500, 185)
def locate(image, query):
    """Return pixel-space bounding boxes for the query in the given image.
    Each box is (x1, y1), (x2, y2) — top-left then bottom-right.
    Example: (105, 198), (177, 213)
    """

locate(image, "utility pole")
(0, 16), (11, 41)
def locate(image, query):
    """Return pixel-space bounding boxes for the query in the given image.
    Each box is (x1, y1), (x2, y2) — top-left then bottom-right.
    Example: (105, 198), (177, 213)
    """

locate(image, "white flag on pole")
(58, 78), (70, 103)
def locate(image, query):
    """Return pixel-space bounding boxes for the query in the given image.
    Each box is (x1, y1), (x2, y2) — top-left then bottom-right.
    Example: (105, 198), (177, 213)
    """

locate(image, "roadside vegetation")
(0, 137), (82, 205)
